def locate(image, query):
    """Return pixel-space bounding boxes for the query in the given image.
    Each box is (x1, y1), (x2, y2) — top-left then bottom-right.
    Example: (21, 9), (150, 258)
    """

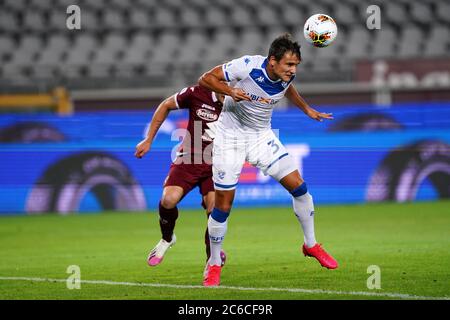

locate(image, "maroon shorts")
(164, 162), (214, 199)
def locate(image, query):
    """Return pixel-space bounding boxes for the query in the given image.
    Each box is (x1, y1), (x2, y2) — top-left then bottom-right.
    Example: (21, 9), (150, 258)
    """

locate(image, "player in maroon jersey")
(135, 85), (226, 267)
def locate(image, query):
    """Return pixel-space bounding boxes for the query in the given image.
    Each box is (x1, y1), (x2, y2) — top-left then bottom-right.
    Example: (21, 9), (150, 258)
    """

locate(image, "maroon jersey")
(174, 85), (223, 165)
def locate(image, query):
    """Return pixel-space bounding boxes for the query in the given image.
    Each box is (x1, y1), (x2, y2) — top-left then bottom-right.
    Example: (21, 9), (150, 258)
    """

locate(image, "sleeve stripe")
(222, 64), (230, 82)
(174, 94), (180, 109)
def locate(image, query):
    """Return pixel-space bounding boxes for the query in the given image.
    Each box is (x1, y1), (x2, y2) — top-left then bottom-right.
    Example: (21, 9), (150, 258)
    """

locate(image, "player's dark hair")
(268, 33), (301, 61)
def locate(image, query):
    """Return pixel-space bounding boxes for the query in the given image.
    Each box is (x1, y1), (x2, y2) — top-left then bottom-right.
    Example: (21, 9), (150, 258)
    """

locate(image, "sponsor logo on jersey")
(256, 76), (264, 83)
(248, 94), (277, 105)
(244, 57), (250, 65)
(196, 109), (218, 121)
(201, 103), (215, 111)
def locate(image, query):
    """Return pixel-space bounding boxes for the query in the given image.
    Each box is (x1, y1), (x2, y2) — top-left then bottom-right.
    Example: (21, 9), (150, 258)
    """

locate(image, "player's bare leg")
(280, 170), (338, 269)
(214, 188), (235, 213)
(147, 186), (184, 266)
(204, 189), (235, 286)
(203, 191), (215, 214)
(279, 169), (304, 191)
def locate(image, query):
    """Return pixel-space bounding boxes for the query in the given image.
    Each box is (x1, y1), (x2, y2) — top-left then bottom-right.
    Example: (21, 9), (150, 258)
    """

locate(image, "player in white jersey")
(198, 34), (338, 287)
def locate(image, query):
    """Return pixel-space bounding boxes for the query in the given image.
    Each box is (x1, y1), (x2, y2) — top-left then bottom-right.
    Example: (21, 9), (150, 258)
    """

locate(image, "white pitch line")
(0, 276), (448, 300)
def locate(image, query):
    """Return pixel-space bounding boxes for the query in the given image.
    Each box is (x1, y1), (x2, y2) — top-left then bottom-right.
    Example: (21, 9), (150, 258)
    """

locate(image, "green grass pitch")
(0, 201), (449, 300)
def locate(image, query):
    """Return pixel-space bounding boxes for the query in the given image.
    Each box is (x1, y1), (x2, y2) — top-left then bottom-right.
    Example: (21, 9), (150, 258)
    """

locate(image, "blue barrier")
(1, 102), (449, 141)
(0, 103), (449, 214)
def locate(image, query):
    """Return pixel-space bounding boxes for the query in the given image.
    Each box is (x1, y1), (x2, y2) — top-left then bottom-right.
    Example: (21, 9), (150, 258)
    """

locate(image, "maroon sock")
(205, 212), (212, 260)
(159, 201), (178, 242)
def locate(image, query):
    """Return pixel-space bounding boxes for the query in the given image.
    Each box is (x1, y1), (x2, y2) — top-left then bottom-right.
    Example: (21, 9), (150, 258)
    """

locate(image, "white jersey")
(219, 55), (295, 132)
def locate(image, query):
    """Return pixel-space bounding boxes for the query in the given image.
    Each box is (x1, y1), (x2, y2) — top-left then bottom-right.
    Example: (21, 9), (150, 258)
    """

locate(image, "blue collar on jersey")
(249, 58), (295, 96)
(261, 58), (280, 83)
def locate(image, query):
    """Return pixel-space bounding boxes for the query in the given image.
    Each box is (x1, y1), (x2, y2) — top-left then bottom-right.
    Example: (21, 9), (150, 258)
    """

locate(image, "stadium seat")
(28, 0), (53, 11)
(102, 8), (127, 31)
(80, 10), (103, 31)
(129, 32), (155, 51)
(153, 7), (177, 28)
(83, 0), (106, 11)
(22, 11), (48, 32)
(229, 7), (254, 27)
(5, 51), (37, 68)
(102, 32), (129, 53)
(210, 28), (237, 50)
(64, 47), (93, 79)
(89, 48), (120, 78)
(117, 49), (150, 78)
(134, 0), (156, 10)
(266, 27), (293, 47)
(3, 0), (28, 11)
(109, 0), (133, 11)
(46, 34), (71, 53)
(370, 27), (397, 59)
(48, 10), (69, 31)
(129, 9), (153, 29)
(154, 32), (181, 54)
(436, 1), (450, 23)
(177, 31), (209, 64)
(204, 7), (229, 27)
(238, 29), (265, 53)
(279, 4), (305, 27)
(0, 0), (449, 90)
(2, 50), (36, 80)
(72, 33), (99, 53)
(18, 35), (44, 56)
(315, 40), (343, 60)
(397, 26), (424, 57)
(151, 32), (181, 69)
(256, 5), (279, 26)
(178, 8), (204, 28)
(203, 28), (237, 65)
(384, 2), (410, 25)
(187, 0), (211, 8)
(0, 35), (16, 58)
(410, 2), (434, 24)
(304, 3), (330, 20)
(125, 49), (152, 65)
(344, 27), (370, 59)
(299, 43), (316, 62)
(423, 24), (450, 57)
(36, 48), (66, 67)
(0, 11), (20, 33)
(333, 3), (359, 25)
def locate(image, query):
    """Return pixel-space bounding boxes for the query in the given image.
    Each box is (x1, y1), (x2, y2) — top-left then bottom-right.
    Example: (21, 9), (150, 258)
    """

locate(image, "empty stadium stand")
(0, 0), (449, 92)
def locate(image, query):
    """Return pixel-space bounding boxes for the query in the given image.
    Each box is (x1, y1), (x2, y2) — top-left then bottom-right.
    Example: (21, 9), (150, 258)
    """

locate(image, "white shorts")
(212, 129), (297, 190)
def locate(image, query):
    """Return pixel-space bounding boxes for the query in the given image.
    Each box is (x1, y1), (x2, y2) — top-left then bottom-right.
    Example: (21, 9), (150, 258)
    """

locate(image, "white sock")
(292, 192), (317, 248)
(208, 215), (227, 266)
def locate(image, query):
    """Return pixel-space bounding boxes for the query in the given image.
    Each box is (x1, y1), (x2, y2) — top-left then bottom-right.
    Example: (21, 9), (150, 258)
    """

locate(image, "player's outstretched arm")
(135, 95), (178, 159)
(199, 66), (251, 102)
(285, 84), (333, 122)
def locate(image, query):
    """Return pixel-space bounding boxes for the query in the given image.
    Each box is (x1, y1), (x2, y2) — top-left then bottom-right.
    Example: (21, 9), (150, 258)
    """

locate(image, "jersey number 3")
(268, 139), (280, 154)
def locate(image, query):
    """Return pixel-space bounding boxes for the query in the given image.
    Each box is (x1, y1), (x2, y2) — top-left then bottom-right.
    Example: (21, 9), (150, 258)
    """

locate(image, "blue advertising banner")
(0, 103), (449, 214)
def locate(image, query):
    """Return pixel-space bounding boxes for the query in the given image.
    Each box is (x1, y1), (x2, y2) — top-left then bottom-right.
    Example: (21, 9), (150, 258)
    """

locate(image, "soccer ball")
(303, 14), (338, 47)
